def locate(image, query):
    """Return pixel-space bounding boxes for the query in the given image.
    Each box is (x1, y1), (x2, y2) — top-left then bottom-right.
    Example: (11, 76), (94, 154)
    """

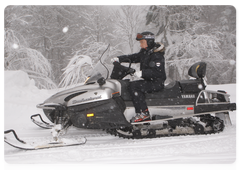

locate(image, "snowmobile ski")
(31, 114), (54, 129)
(4, 129), (87, 150)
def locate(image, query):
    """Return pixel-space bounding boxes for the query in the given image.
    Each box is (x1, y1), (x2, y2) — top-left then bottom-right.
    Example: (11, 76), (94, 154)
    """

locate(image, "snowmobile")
(4, 45), (236, 150)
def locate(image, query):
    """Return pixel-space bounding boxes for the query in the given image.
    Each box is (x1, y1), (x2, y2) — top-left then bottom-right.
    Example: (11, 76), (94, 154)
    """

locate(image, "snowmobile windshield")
(84, 45), (111, 84)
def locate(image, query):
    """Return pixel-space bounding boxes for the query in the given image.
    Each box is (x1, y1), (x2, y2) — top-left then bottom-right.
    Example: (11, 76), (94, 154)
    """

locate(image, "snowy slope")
(4, 70), (237, 165)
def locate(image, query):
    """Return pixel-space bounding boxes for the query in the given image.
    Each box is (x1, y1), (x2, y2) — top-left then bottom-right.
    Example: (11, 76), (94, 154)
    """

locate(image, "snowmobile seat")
(118, 80), (182, 101)
(145, 81), (181, 99)
(179, 79), (203, 93)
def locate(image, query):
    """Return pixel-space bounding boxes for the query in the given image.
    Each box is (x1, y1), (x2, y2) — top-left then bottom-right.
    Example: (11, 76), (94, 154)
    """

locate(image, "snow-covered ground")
(4, 70), (237, 168)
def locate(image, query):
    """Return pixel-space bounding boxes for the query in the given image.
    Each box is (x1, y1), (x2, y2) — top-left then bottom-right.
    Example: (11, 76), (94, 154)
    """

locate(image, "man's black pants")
(128, 80), (164, 113)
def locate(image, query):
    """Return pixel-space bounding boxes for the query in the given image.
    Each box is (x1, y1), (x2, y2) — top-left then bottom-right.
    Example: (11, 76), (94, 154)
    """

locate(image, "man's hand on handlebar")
(134, 70), (142, 78)
(128, 68), (136, 76)
(111, 57), (119, 63)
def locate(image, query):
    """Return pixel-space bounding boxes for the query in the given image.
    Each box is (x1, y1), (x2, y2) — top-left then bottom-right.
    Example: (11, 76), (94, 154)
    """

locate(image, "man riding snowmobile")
(5, 38), (237, 150)
(112, 31), (166, 123)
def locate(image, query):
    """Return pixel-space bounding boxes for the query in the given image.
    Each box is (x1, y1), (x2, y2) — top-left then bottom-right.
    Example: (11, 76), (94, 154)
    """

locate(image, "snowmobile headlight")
(87, 113), (94, 117)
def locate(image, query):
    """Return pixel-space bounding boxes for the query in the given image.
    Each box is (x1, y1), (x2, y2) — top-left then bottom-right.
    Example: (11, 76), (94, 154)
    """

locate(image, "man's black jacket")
(118, 42), (166, 82)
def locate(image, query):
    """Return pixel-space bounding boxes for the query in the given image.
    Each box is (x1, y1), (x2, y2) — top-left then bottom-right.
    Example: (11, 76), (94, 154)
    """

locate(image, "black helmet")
(136, 31), (155, 41)
(136, 31), (155, 49)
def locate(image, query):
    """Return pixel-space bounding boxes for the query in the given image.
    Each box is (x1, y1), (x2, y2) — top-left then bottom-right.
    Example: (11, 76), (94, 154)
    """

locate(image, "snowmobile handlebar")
(110, 59), (136, 80)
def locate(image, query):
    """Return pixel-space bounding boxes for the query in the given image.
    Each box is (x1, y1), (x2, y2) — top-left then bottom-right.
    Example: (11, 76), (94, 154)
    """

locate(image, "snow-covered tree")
(58, 55), (93, 88)
(213, 6), (236, 84)
(110, 6), (149, 54)
(146, 5), (236, 84)
(21, 6), (87, 84)
(4, 6), (90, 83)
(0, 29), (56, 88)
(57, 6), (125, 87)
(73, 6), (122, 59)
(165, 28), (225, 81)
(58, 43), (121, 87)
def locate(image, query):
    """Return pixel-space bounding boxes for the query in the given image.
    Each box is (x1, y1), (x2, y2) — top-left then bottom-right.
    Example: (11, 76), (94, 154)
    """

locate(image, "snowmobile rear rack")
(196, 90), (230, 106)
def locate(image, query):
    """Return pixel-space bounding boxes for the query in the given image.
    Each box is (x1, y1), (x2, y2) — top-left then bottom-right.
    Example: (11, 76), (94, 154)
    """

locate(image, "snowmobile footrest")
(31, 114), (54, 129)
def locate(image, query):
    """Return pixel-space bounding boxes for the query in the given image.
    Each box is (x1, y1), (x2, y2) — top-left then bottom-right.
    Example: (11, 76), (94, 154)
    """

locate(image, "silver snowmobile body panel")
(37, 79), (122, 109)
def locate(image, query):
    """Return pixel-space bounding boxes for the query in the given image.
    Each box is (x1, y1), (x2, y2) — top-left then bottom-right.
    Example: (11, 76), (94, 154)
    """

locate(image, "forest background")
(4, 5), (236, 89)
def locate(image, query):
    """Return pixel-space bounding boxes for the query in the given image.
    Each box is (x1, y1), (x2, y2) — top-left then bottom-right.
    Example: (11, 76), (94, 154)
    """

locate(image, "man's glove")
(111, 57), (119, 63)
